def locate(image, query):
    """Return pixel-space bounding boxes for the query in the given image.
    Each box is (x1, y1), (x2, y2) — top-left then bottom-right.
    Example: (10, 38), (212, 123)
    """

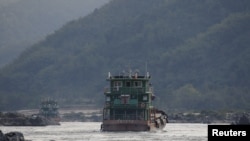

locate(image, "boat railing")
(104, 87), (153, 94)
(106, 101), (150, 108)
(107, 114), (145, 120)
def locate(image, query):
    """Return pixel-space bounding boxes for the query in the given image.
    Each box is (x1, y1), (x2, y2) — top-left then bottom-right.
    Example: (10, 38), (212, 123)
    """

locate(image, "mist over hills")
(0, 0), (109, 67)
(0, 0), (250, 112)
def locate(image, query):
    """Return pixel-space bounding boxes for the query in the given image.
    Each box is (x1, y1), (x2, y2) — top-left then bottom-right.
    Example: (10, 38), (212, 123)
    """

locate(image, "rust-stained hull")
(101, 119), (166, 131)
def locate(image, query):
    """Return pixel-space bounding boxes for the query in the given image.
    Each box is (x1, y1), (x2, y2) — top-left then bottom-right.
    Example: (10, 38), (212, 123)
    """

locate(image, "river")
(1, 122), (208, 141)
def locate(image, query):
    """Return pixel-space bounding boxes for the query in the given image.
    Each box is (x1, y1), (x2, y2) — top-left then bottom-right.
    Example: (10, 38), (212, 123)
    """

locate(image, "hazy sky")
(0, 0), (110, 67)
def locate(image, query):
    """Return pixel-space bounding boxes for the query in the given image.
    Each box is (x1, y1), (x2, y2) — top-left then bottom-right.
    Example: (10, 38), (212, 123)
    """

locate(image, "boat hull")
(101, 120), (166, 131)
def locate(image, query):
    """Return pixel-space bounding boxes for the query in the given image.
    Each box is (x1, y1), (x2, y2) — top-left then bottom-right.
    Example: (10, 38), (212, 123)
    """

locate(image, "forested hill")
(0, 0), (250, 111)
(0, 0), (109, 67)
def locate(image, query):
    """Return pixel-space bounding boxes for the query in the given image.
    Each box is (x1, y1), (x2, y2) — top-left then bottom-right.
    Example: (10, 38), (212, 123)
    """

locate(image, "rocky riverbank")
(0, 112), (60, 126)
(167, 111), (250, 124)
(1, 109), (249, 125)
(0, 130), (30, 141)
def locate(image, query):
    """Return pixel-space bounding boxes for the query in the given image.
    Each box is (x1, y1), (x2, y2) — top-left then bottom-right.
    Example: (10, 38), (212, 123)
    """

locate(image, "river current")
(1, 122), (208, 141)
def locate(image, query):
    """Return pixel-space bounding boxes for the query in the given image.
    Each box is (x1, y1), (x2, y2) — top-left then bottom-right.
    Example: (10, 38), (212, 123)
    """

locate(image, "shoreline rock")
(0, 130), (25, 141)
(231, 113), (250, 125)
(0, 112), (60, 126)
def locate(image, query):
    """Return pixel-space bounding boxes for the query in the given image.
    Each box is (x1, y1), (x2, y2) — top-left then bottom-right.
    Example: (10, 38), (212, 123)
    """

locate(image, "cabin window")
(134, 81), (142, 87)
(143, 95), (148, 101)
(113, 81), (122, 91)
(113, 81), (122, 87)
(125, 81), (131, 87)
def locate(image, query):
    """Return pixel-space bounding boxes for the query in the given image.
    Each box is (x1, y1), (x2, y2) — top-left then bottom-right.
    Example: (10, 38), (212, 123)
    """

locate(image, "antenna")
(108, 72), (111, 78)
(127, 61), (132, 77)
(145, 62), (148, 77)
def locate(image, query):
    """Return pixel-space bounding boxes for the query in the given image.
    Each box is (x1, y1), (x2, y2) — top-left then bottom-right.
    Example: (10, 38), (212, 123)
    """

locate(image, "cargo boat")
(101, 70), (168, 131)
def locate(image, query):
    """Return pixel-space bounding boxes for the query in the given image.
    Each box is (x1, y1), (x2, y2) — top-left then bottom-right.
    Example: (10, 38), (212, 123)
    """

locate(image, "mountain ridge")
(0, 0), (249, 111)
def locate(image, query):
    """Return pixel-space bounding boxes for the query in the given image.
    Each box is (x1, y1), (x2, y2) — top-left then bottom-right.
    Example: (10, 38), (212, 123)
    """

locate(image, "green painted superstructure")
(101, 71), (168, 131)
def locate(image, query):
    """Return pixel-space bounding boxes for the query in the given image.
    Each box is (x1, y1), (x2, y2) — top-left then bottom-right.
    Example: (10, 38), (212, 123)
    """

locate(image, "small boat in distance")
(0, 98), (61, 126)
(38, 98), (61, 125)
(101, 70), (168, 131)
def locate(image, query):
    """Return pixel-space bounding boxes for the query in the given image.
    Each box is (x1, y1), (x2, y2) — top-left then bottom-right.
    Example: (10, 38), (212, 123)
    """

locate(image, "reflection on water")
(1, 122), (207, 141)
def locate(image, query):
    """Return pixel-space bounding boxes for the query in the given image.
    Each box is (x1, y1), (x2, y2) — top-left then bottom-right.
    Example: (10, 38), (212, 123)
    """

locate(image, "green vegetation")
(0, 0), (250, 112)
(0, 0), (109, 67)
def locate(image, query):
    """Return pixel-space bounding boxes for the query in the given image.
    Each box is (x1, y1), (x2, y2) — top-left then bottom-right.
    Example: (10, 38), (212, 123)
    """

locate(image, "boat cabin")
(103, 72), (154, 120)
